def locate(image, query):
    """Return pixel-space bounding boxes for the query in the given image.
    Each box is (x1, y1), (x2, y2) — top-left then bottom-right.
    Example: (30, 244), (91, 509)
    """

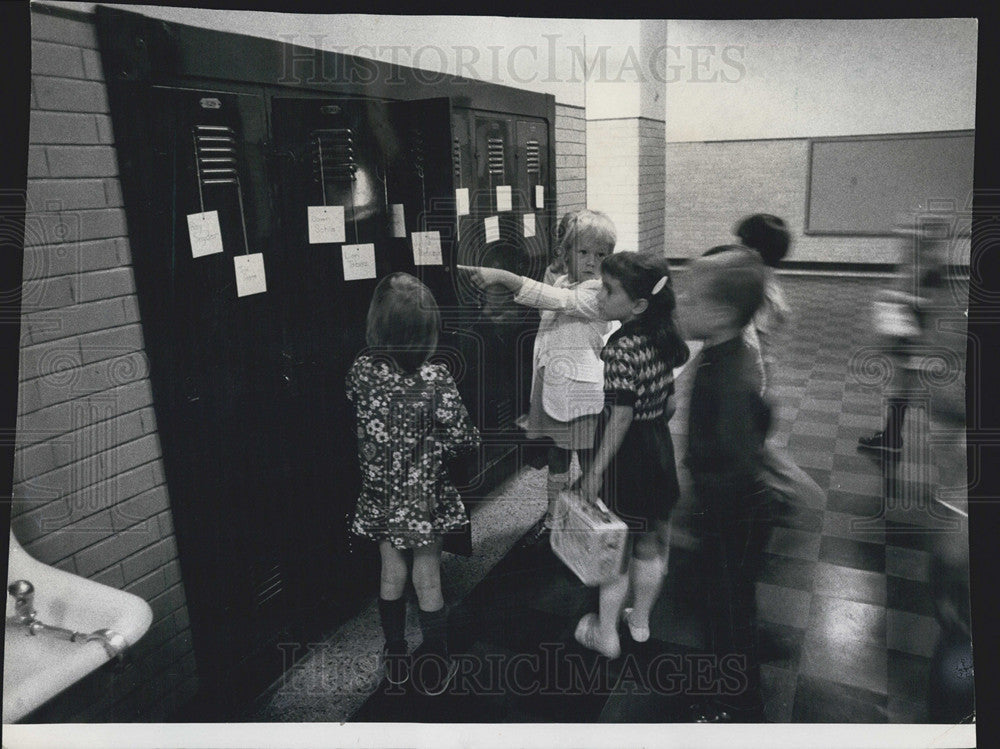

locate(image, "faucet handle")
(8, 580), (36, 618)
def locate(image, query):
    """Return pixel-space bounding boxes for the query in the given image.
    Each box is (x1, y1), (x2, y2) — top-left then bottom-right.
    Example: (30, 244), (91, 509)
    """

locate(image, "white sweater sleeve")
(513, 277), (605, 320)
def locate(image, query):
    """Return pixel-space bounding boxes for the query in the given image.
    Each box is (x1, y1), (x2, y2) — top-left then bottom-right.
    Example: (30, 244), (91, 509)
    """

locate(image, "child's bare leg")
(379, 541), (408, 600)
(625, 520), (671, 640)
(576, 447), (595, 478)
(546, 446), (571, 526)
(411, 540), (444, 612)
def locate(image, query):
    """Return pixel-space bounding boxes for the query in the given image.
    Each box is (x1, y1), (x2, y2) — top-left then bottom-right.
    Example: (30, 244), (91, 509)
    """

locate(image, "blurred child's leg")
(624, 520), (671, 641)
(546, 446), (571, 524)
(716, 493), (773, 719)
(576, 446), (595, 478)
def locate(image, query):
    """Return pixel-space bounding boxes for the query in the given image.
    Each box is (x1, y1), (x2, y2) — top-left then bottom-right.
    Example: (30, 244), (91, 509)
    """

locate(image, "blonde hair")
(365, 273), (441, 372)
(563, 209), (616, 256)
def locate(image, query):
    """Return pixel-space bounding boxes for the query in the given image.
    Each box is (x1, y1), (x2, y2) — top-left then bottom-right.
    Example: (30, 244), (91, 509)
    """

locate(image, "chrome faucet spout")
(8, 580), (37, 625)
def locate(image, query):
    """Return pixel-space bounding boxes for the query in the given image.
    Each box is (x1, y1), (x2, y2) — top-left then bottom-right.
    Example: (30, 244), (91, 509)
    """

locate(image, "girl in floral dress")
(347, 273), (480, 695)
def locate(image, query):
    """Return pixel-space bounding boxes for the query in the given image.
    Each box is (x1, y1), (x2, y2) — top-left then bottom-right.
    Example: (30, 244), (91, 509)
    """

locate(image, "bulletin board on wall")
(805, 131), (974, 236)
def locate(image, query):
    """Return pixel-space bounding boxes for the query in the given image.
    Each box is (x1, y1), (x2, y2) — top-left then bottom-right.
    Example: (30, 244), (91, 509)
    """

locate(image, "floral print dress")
(347, 354), (480, 549)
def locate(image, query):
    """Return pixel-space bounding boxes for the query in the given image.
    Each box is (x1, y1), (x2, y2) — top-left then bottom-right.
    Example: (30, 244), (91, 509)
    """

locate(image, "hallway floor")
(255, 274), (972, 724)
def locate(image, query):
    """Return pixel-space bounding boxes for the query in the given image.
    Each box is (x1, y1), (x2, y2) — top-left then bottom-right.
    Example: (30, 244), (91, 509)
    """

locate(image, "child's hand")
(457, 265), (516, 290)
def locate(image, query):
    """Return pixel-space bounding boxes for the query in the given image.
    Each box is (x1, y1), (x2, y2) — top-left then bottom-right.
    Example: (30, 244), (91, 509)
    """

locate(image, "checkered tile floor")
(350, 274), (972, 724)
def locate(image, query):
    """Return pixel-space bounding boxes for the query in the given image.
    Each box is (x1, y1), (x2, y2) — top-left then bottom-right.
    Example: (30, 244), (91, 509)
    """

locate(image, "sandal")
(622, 608), (650, 643)
(574, 613), (621, 659)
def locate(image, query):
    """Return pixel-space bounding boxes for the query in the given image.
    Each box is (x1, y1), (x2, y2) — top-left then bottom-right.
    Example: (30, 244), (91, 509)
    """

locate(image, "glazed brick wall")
(587, 117), (667, 256)
(663, 138), (972, 264)
(14, 6), (199, 723)
(555, 103), (586, 219)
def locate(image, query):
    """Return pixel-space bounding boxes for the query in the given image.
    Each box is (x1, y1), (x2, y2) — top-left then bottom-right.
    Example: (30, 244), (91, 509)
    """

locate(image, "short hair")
(563, 209), (616, 255)
(734, 213), (790, 267)
(365, 272), (440, 373)
(695, 246), (767, 329)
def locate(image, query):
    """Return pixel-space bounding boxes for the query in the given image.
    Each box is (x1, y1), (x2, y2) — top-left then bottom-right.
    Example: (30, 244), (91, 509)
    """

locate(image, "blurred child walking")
(676, 248), (773, 722)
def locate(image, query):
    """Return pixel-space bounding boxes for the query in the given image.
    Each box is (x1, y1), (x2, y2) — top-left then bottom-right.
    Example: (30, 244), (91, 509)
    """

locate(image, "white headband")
(651, 276), (668, 295)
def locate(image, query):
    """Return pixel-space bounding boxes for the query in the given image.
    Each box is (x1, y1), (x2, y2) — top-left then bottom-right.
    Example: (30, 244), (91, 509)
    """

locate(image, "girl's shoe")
(411, 653), (458, 696)
(622, 608), (651, 642)
(380, 641), (410, 686)
(574, 613), (621, 659)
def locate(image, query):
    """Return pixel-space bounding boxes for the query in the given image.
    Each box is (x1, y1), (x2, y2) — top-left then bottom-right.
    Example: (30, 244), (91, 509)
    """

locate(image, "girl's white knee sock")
(628, 553), (668, 627)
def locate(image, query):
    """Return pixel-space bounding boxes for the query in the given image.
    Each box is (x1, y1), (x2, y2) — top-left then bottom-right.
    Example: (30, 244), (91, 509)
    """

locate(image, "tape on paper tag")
(187, 211), (223, 258)
(524, 213), (536, 238)
(234, 253), (266, 297)
(456, 188), (470, 216)
(342, 243), (377, 281)
(496, 185), (512, 213)
(391, 204), (406, 238)
(412, 231), (443, 266)
(484, 216), (500, 244)
(307, 205), (346, 244)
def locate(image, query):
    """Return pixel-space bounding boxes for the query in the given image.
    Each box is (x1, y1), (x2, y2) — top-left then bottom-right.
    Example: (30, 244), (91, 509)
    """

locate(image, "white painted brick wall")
(16, 6), (198, 723)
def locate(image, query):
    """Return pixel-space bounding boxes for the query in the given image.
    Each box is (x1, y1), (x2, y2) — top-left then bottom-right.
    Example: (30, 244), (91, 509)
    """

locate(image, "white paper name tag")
(412, 231), (443, 266)
(524, 213), (536, 238)
(187, 211), (224, 258)
(342, 243), (377, 281)
(307, 205), (346, 244)
(484, 216), (500, 244)
(391, 204), (406, 238)
(536, 185), (545, 209)
(496, 185), (512, 213)
(456, 188), (470, 216)
(234, 253), (266, 297)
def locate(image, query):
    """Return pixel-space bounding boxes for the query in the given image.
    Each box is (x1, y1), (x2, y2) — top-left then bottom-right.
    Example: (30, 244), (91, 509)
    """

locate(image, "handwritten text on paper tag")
(234, 253), (267, 297)
(342, 243), (377, 281)
(187, 211), (224, 258)
(484, 216), (500, 244)
(307, 205), (346, 244)
(412, 231), (443, 266)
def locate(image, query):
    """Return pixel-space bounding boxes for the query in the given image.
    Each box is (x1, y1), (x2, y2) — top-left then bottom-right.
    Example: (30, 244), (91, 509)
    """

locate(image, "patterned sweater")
(601, 320), (676, 421)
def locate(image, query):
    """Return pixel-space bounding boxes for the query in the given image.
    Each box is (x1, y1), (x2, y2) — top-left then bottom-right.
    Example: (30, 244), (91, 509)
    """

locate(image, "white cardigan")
(514, 274), (611, 422)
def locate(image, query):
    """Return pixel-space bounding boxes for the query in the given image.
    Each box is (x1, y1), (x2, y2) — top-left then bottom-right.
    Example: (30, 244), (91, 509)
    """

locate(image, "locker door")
(267, 96), (465, 571)
(516, 118), (552, 269)
(142, 86), (299, 712)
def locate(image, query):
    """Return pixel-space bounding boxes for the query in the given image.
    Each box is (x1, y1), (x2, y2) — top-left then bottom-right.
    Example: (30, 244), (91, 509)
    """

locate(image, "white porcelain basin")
(4, 531), (154, 722)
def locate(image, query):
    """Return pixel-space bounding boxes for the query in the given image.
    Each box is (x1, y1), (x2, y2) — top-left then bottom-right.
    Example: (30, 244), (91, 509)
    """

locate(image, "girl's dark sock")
(378, 596), (407, 645)
(418, 606), (449, 656)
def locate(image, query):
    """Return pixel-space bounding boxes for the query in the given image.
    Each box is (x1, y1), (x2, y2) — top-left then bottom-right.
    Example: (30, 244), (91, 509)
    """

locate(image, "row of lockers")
(99, 1), (558, 713)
